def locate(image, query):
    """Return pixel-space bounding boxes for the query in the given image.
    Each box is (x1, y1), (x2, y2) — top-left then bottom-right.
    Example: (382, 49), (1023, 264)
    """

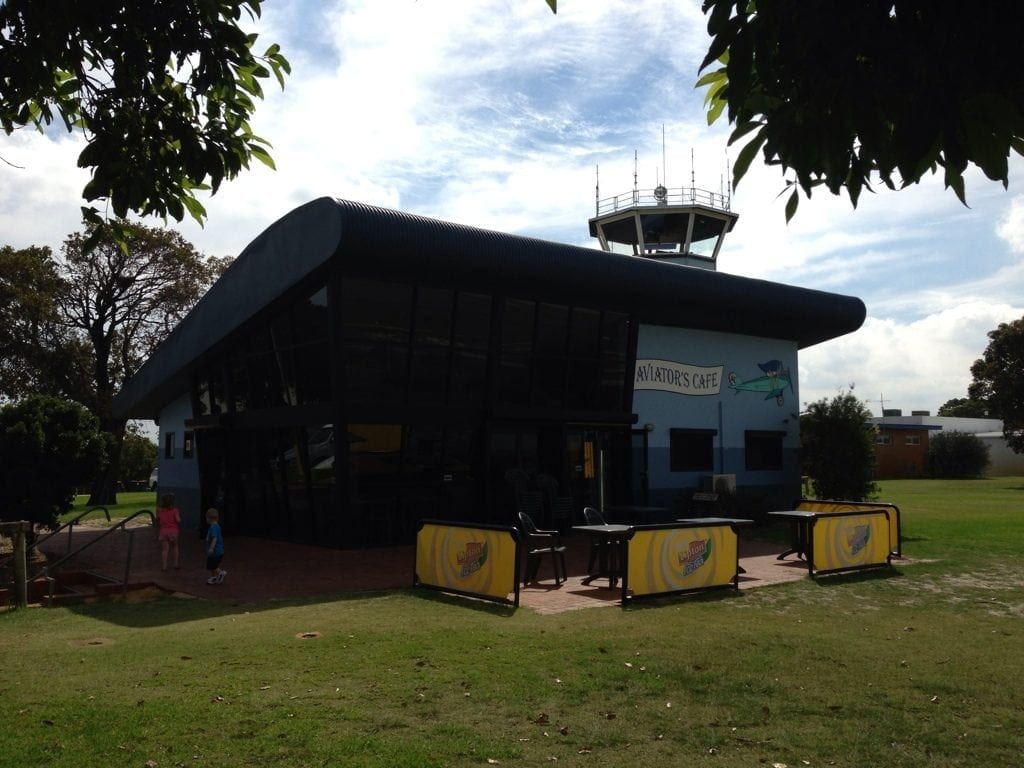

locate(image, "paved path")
(34, 523), (808, 613)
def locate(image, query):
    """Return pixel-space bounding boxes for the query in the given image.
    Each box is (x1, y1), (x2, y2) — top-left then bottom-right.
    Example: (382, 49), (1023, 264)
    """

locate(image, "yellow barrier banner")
(415, 522), (518, 604)
(627, 525), (738, 597)
(811, 512), (890, 573)
(798, 500), (901, 556)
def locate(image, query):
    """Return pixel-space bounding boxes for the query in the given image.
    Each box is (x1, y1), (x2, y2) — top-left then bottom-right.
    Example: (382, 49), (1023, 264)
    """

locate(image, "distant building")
(868, 411), (1024, 478)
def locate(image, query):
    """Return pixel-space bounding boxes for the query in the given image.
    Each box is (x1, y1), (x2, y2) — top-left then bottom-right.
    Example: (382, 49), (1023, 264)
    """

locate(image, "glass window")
(294, 339), (332, 405)
(342, 278), (413, 344)
(876, 434), (892, 446)
(905, 435), (921, 446)
(342, 279), (412, 402)
(348, 423), (403, 494)
(228, 355), (249, 412)
(451, 293), (492, 403)
(533, 303), (569, 407)
(183, 431), (195, 459)
(292, 285), (329, 343)
(410, 287), (453, 404)
(194, 378), (212, 416)
(745, 430), (785, 471)
(164, 432), (176, 459)
(670, 428), (715, 471)
(569, 307), (600, 359)
(498, 299), (535, 404)
(599, 312), (630, 410)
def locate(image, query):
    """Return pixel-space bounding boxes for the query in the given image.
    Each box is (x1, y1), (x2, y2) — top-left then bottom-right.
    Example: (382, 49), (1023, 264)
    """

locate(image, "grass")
(4, 478), (1023, 767)
(63, 492), (158, 525)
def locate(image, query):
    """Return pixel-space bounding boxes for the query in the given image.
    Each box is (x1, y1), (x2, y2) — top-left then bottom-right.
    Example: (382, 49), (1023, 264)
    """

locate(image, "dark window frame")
(669, 428), (717, 472)
(744, 430), (785, 471)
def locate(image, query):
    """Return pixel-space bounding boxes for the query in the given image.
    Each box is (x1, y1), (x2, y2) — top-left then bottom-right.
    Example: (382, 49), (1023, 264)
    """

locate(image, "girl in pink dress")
(156, 492), (181, 571)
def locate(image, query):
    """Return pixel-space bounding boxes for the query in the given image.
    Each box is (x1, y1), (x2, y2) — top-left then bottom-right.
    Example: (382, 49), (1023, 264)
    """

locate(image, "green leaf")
(182, 194), (208, 224)
(249, 145), (276, 170)
(545, 0), (556, 11)
(730, 126), (766, 188)
(706, 95), (727, 125)
(944, 167), (968, 206)
(784, 188), (799, 223)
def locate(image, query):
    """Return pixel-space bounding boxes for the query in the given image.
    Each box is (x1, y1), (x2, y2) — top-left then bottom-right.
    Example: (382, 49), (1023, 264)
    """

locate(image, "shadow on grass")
(810, 566), (904, 587)
(58, 584), (518, 628)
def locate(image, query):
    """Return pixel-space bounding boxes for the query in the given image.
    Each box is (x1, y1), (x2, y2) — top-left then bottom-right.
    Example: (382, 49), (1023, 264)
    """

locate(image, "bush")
(801, 391), (878, 501)
(0, 395), (106, 530)
(927, 430), (990, 478)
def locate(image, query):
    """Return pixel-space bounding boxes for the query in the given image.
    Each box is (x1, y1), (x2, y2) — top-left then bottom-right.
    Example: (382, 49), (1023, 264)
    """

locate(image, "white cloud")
(997, 194), (1024, 253)
(800, 301), (1024, 416)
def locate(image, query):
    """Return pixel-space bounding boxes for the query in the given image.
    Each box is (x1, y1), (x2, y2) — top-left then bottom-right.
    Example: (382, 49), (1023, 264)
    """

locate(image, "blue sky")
(2, 0), (1023, 417)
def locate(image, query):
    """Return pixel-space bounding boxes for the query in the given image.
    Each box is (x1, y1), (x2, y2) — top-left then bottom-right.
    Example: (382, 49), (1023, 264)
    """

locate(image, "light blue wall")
(156, 393), (203, 532)
(633, 325), (802, 511)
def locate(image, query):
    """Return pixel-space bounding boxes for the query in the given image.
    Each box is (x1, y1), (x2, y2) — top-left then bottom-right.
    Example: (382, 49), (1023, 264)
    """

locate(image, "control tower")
(588, 157), (738, 270)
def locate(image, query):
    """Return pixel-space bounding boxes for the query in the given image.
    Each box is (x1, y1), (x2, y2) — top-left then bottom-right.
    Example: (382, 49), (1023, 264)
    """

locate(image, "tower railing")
(595, 186), (731, 216)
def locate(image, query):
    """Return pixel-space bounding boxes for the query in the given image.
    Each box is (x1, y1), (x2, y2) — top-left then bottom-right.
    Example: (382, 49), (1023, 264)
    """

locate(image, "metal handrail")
(43, 509), (155, 606)
(596, 186), (732, 216)
(0, 507), (111, 580)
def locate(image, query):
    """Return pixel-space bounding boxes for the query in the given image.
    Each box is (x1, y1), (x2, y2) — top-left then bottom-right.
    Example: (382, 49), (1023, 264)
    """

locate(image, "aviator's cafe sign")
(633, 359), (723, 396)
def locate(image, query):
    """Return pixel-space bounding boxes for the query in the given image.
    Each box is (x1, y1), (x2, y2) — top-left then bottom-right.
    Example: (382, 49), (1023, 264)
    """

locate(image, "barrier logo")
(457, 541), (488, 578)
(845, 525), (870, 556)
(678, 539), (712, 576)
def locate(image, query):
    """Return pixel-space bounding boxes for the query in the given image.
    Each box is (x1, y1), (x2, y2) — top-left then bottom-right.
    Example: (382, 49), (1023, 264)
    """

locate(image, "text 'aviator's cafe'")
(114, 175), (864, 550)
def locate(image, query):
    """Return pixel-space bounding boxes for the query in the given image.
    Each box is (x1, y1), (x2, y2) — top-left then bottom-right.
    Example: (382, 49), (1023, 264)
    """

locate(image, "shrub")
(0, 395), (106, 530)
(927, 430), (990, 478)
(801, 391), (878, 501)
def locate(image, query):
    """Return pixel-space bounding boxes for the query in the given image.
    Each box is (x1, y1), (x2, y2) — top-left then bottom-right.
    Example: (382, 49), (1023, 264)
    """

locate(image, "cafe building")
(113, 194), (865, 546)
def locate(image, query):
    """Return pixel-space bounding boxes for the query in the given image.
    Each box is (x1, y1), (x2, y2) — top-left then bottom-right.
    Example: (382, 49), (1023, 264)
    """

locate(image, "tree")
(119, 424), (158, 490)
(697, 1), (1024, 220)
(55, 222), (230, 504)
(800, 391), (878, 501)
(937, 397), (990, 418)
(968, 316), (1024, 453)
(0, 245), (66, 398)
(926, 430), (989, 478)
(0, 395), (106, 531)
(0, 1), (289, 248)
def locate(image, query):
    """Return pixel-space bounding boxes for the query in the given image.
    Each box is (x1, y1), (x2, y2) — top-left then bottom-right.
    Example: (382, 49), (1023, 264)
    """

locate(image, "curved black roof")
(114, 197), (865, 419)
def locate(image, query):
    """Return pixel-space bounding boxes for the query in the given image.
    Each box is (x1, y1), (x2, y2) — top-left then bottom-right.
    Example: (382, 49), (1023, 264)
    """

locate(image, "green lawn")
(4, 478), (1023, 767)
(64, 491), (158, 525)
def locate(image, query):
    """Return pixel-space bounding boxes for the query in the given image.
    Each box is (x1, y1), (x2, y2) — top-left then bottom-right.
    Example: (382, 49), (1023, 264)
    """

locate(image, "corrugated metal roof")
(114, 198), (866, 419)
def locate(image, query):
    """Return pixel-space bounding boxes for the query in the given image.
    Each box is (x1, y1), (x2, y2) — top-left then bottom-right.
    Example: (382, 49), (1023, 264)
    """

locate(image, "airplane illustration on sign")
(727, 360), (793, 406)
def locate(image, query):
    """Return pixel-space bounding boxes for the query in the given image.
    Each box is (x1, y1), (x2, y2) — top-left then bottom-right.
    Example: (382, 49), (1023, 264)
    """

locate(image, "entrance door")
(564, 427), (632, 514)
(487, 428), (539, 524)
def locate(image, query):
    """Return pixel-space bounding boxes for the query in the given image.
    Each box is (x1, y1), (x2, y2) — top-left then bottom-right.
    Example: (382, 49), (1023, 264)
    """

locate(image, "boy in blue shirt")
(205, 508), (227, 585)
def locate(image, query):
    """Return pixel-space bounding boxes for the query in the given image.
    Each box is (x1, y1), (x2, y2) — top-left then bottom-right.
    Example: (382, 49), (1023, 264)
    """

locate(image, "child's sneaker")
(216, 570), (228, 583)
(206, 575), (218, 585)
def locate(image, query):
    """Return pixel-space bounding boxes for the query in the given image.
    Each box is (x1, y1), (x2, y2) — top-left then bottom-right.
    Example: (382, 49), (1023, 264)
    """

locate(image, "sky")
(2, 0), (1023, 418)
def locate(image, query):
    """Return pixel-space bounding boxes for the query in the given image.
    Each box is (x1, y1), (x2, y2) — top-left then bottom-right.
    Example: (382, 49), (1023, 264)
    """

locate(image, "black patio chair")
(517, 511), (566, 586)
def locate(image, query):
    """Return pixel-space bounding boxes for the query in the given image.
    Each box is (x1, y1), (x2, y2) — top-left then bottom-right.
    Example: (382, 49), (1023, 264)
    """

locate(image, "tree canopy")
(697, 1), (1024, 220)
(937, 397), (990, 419)
(0, 223), (228, 503)
(926, 430), (989, 479)
(0, 395), (106, 530)
(968, 316), (1024, 453)
(0, 0), (289, 248)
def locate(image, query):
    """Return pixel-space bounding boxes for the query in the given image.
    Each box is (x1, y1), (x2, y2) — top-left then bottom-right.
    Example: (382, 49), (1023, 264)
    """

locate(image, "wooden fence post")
(2, 521), (31, 609)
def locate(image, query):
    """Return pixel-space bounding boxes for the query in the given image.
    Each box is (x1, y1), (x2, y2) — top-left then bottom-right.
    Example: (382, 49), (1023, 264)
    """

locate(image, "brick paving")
(32, 522), (808, 613)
